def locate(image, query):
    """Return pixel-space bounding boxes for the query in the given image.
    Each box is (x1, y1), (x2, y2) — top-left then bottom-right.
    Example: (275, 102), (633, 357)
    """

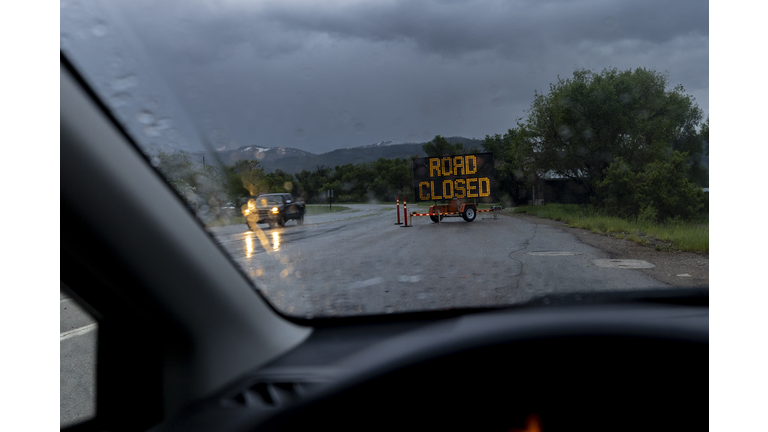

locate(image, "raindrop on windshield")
(112, 75), (138, 92)
(155, 118), (172, 130)
(109, 54), (123, 70)
(91, 21), (108, 37)
(109, 92), (132, 108)
(144, 125), (161, 137)
(136, 110), (155, 124)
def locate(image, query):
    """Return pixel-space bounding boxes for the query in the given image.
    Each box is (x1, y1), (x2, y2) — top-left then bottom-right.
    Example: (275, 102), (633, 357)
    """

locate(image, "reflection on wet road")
(245, 235), (253, 258)
(209, 204), (669, 318)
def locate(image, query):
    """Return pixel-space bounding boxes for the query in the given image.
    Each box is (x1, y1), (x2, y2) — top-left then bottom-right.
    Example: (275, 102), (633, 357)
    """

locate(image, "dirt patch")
(505, 212), (709, 288)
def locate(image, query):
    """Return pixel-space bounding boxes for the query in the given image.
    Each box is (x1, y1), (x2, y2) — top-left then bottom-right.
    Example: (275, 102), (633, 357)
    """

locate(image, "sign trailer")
(409, 153), (498, 223)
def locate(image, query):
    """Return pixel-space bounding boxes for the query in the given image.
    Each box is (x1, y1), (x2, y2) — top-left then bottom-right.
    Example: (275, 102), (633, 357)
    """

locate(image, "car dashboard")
(153, 299), (707, 432)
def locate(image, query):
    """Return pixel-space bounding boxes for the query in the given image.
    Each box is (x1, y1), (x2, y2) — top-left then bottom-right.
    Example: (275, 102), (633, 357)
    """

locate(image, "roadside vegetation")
(483, 67), (708, 222)
(151, 67), (708, 235)
(512, 204), (708, 253)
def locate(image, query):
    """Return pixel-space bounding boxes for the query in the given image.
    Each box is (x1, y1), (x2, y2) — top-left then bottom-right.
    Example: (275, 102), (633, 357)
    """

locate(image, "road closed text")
(418, 177), (491, 200)
(412, 153), (496, 202)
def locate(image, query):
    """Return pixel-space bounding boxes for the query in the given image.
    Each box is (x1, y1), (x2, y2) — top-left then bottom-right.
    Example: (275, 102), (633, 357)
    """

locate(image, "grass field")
(511, 204), (708, 253)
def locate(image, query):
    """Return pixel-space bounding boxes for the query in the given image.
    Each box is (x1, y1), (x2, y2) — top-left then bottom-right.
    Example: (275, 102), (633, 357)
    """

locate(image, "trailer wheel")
(462, 207), (476, 222)
(429, 215), (443, 223)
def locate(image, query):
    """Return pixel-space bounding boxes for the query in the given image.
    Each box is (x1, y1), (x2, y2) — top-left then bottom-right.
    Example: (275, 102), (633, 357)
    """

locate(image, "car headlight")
(272, 207), (279, 214)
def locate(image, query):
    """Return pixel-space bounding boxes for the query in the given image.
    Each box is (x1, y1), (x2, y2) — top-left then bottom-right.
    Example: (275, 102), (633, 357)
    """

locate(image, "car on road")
(243, 193), (305, 229)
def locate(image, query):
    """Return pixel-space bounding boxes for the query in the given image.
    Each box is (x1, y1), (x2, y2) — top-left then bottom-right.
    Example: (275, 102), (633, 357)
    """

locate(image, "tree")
(422, 135), (476, 158)
(596, 151), (704, 222)
(221, 159), (267, 205)
(520, 67), (706, 198)
(482, 126), (533, 205)
(422, 135), (454, 158)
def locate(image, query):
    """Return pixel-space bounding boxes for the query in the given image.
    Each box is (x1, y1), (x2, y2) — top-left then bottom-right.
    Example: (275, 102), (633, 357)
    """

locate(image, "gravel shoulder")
(505, 212), (709, 288)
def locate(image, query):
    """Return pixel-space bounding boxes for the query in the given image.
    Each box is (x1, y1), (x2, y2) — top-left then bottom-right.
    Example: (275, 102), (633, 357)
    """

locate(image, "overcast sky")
(61, 0), (708, 155)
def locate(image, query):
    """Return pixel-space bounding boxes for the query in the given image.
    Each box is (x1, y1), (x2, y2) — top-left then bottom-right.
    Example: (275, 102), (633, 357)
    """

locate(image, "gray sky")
(61, 0), (708, 155)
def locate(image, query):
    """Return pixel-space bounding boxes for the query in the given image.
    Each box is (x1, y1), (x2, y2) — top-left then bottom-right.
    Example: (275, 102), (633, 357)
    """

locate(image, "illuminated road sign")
(412, 153), (495, 202)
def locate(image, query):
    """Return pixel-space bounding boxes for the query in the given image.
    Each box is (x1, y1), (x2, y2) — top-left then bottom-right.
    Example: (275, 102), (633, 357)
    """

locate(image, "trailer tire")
(429, 215), (443, 223)
(462, 207), (476, 222)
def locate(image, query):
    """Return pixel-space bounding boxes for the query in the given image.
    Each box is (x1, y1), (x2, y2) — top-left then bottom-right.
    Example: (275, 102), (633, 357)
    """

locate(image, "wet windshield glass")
(61, 0), (709, 319)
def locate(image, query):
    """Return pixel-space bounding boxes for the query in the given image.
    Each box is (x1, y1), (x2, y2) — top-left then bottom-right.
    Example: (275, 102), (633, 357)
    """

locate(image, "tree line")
(154, 67), (708, 223)
(151, 149), (417, 221)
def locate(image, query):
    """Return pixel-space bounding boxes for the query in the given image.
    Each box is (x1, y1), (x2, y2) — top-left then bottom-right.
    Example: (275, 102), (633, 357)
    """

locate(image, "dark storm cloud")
(66, 0), (708, 154)
(255, 0), (707, 59)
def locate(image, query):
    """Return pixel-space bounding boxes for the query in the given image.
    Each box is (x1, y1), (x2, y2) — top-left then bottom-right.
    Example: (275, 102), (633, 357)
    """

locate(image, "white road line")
(60, 324), (97, 341)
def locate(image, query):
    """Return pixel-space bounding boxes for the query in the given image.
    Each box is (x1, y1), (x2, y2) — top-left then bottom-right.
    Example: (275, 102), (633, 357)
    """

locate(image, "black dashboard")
(153, 298), (708, 432)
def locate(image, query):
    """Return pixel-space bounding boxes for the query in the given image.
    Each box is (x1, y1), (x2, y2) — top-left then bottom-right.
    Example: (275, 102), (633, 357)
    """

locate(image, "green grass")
(511, 204), (708, 253)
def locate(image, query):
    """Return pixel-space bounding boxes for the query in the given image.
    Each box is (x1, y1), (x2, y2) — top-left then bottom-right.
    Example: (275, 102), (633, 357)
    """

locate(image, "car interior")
(61, 50), (707, 432)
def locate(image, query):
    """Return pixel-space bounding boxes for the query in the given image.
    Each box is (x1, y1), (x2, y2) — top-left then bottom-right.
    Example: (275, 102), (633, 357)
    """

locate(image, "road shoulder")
(506, 212), (709, 288)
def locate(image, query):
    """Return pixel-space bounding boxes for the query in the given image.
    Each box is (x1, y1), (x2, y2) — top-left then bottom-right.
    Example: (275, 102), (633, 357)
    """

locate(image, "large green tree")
(521, 67), (706, 196)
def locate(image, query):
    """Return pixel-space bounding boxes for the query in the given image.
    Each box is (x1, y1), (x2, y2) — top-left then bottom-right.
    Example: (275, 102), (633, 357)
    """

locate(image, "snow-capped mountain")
(357, 139), (402, 148)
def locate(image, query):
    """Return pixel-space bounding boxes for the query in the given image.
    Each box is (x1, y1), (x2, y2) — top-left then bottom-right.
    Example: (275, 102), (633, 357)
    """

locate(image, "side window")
(60, 288), (98, 428)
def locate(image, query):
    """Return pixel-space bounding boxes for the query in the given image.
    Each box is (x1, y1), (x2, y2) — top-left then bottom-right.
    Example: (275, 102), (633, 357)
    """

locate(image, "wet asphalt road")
(209, 204), (669, 318)
(61, 204), (671, 426)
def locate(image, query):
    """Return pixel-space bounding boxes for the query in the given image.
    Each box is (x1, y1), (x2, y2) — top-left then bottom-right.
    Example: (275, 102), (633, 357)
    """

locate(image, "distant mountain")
(355, 139), (402, 148)
(191, 136), (484, 173)
(192, 145), (316, 166)
(268, 143), (427, 173)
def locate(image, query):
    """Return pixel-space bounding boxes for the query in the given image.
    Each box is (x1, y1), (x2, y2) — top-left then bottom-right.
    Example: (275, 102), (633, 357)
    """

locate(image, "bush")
(596, 151), (705, 222)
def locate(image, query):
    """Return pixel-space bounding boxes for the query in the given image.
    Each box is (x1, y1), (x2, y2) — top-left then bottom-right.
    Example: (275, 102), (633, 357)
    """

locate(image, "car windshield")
(61, 0), (709, 319)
